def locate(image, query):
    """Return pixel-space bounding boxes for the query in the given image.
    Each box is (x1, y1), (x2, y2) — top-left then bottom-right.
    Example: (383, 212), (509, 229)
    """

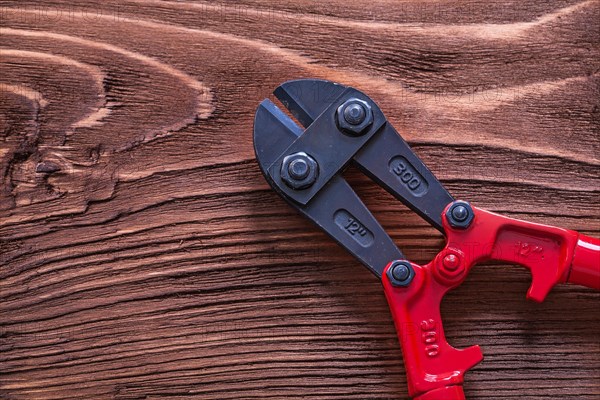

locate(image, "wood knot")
(35, 161), (61, 174)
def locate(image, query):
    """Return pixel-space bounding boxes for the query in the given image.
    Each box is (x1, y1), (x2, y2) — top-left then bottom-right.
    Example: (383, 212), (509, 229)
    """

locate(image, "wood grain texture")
(0, 1), (599, 399)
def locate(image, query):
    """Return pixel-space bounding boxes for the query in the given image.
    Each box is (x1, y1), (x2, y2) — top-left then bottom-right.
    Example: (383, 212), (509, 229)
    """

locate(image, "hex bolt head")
(446, 201), (474, 229)
(288, 158), (310, 180)
(280, 152), (319, 190)
(392, 264), (410, 281)
(336, 98), (374, 136)
(343, 103), (367, 125)
(386, 260), (415, 287)
(451, 206), (468, 222)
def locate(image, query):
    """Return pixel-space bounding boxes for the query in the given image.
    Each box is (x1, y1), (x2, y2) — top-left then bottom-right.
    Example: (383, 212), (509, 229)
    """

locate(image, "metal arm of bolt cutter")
(253, 79), (600, 400)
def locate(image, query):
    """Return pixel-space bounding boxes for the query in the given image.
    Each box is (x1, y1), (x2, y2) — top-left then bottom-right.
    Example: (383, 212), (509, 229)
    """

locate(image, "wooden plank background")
(1, 1), (599, 399)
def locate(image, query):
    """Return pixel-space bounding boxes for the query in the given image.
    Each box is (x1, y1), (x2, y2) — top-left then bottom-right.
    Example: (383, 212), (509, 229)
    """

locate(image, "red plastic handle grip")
(568, 234), (600, 289)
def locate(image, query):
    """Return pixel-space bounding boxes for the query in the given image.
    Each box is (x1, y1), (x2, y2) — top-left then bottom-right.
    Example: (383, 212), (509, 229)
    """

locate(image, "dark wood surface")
(1, 1), (599, 399)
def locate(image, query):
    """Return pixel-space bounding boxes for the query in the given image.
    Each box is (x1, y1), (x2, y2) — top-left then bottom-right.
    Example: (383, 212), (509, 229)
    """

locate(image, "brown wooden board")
(1, 1), (599, 399)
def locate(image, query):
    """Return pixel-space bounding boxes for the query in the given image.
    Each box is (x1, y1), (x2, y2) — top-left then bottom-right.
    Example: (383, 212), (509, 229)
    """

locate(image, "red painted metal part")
(382, 204), (600, 399)
(568, 234), (600, 289)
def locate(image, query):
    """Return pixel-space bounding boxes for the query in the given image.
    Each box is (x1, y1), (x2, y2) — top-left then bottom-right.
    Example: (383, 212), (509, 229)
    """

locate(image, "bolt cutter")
(253, 79), (600, 400)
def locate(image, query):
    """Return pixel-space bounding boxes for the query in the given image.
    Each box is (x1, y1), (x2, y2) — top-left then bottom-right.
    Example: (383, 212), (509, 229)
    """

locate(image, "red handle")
(382, 260), (481, 400)
(568, 234), (600, 289)
(444, 206), (599, 302)
(381, 204), (599, 400)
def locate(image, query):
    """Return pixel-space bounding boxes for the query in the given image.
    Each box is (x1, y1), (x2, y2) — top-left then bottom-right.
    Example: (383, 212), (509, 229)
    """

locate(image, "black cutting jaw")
(253, 79), (453, 278)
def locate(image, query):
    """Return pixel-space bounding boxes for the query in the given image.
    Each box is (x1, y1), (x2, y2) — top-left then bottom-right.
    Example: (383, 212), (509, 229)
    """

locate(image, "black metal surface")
(266, 88), (386, 206)
(273, 79), (346, 127)
(353, 124), (454, 232)
(272, 79), (454, 232)
(254, 79), (461, 277)
(254, 98), (404, 278)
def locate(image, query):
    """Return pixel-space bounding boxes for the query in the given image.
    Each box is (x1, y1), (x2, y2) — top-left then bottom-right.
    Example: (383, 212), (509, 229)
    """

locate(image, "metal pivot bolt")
(446, 200), (474, 229)
(336, 98), (374, 136)
(288, 158), (310, 180)
(386, 260), (415, 287)
(343, 103), (366, 125)
(437, 251), (465, 280)
(442, 254), (460, 271)
(280, 152), (319, 190)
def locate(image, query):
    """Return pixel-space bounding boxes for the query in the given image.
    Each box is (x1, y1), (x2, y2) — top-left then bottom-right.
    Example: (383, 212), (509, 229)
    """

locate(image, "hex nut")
(336, 98), (374, 136)
(445, 201), (474, 229)
(386, 260), (415, 287)
(280, 152), (319, 190)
